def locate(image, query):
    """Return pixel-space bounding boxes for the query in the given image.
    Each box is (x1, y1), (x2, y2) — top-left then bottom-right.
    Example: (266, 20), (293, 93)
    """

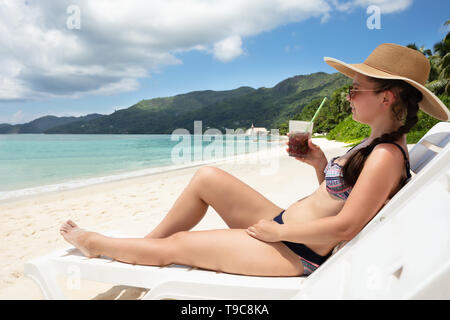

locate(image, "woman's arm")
(247, 214), (348, 244)
(248, 143), (406, 244)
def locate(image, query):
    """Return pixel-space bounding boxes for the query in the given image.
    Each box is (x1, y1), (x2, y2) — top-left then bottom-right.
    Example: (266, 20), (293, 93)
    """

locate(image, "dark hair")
(342, 78), (422, 188)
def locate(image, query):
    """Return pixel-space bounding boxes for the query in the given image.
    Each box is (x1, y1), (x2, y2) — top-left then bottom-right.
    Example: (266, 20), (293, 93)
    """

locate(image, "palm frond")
(444, 32), (450, 45)
(426, 79), (449, 95)
(423, 49), (433, 57)
(438, 65), (450, 80)
(441, 52), (450, 68)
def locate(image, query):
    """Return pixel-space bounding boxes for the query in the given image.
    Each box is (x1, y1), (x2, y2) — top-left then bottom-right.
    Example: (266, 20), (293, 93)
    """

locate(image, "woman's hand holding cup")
(286, 133), (327, 169)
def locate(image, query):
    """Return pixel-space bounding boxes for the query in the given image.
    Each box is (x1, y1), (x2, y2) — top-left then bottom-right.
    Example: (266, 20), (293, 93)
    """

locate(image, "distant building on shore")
(245, 123), (268, 135)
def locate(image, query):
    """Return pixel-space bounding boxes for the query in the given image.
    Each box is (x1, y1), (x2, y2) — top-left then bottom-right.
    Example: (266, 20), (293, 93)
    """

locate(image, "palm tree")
(426, 20), (450, 95)
(406, 43), (418, 50)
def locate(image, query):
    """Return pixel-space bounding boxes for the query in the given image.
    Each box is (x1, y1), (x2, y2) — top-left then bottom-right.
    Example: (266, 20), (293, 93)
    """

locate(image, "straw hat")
(324, 43), (450, 121)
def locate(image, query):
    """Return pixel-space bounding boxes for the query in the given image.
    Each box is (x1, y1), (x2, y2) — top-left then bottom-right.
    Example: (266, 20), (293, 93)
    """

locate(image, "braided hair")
(342, 78), (422, 188)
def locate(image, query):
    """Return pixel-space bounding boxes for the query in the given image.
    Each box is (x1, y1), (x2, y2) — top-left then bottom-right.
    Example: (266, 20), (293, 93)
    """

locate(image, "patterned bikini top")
(323, 141), (412, 200)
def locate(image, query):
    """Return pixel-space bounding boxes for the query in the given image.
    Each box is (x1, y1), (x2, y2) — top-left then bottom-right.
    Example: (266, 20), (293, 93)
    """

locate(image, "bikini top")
(323, 141), (412, 200)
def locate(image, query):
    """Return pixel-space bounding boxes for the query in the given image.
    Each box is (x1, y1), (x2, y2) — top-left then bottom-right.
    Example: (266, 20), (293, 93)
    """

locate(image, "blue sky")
(0, 0), (449, 124)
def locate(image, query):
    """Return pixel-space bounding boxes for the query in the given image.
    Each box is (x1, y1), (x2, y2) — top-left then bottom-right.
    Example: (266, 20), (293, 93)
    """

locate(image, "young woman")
(60, 43), (449, 277)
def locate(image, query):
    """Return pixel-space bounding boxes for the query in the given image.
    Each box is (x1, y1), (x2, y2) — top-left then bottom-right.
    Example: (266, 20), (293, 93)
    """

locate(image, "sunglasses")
(348, 85), (385, 99)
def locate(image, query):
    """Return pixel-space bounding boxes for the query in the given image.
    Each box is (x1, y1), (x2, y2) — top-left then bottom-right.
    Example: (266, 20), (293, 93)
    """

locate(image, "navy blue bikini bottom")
(273, 210), (332, 275)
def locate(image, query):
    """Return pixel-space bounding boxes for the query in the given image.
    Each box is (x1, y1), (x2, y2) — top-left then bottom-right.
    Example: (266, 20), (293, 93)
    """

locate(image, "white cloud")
(213, 36), (244, 62)
(331, 0), (413, 13)
(0, 0), (413, 102)
(354, 0), (412, 14)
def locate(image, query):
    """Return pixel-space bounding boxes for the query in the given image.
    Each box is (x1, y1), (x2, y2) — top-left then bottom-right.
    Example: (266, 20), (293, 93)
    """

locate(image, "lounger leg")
(24, 260), (66, 300)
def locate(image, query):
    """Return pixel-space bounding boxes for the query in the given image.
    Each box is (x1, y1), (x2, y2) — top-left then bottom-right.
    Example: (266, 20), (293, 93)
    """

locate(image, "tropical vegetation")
(44, 72), (350, 134)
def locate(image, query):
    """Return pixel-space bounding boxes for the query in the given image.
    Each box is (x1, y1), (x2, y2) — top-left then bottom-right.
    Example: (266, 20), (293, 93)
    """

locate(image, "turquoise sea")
(0, 134), (277, 201)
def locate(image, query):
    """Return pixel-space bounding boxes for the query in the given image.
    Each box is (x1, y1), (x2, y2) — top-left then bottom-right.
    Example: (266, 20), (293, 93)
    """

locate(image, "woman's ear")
(381, 89), (396, 107)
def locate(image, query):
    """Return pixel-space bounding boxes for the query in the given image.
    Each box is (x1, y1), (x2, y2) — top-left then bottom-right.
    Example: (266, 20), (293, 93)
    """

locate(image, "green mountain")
(0, 114), (105, 134)
(45, 72), (350, 134)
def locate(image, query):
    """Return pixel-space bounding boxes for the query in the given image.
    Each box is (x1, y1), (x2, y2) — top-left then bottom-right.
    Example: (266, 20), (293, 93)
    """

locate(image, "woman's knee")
(155, 232), (188, 265)
(192, 166), (221, 186)
(195, 166), (221, 178)
(166, 231), (195, 264)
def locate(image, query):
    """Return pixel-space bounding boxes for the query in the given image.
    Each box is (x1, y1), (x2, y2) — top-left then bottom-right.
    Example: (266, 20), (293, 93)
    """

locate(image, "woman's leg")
(167, 229), (304, 276)
(146, 166), (284, 239)
(60, 220), (304, 276)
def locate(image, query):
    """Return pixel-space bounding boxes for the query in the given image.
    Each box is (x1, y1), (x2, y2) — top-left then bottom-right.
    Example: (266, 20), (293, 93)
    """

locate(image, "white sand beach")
(0, 138), (351, 300)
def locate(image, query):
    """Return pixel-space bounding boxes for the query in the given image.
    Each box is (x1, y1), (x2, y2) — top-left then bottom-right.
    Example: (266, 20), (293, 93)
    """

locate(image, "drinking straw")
(311, 97), (327, 123)
(307, 97), (327, 131)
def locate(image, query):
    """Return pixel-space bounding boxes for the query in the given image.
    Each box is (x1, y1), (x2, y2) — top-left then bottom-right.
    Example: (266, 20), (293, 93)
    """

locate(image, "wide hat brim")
(324, 57), (450, 121)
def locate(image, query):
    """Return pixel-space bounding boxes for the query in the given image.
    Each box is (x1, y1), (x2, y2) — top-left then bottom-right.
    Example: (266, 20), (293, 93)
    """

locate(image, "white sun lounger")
(24, 122), (450, 300)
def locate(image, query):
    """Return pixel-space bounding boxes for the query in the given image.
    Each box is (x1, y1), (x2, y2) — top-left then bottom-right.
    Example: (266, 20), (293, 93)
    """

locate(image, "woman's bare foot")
(59, 220), (100, 258)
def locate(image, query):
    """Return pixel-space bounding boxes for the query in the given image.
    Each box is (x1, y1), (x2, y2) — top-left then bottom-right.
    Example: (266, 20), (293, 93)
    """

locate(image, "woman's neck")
(367, 122), (405, 144)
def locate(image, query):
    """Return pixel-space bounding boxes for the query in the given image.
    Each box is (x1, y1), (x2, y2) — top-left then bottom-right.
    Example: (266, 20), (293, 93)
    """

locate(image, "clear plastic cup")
(288, 120), (313, 157)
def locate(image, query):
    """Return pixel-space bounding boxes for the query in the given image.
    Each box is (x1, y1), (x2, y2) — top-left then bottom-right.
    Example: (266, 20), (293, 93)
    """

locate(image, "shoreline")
(2, 137), (411, 207)
(0, 139), (288, 205)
